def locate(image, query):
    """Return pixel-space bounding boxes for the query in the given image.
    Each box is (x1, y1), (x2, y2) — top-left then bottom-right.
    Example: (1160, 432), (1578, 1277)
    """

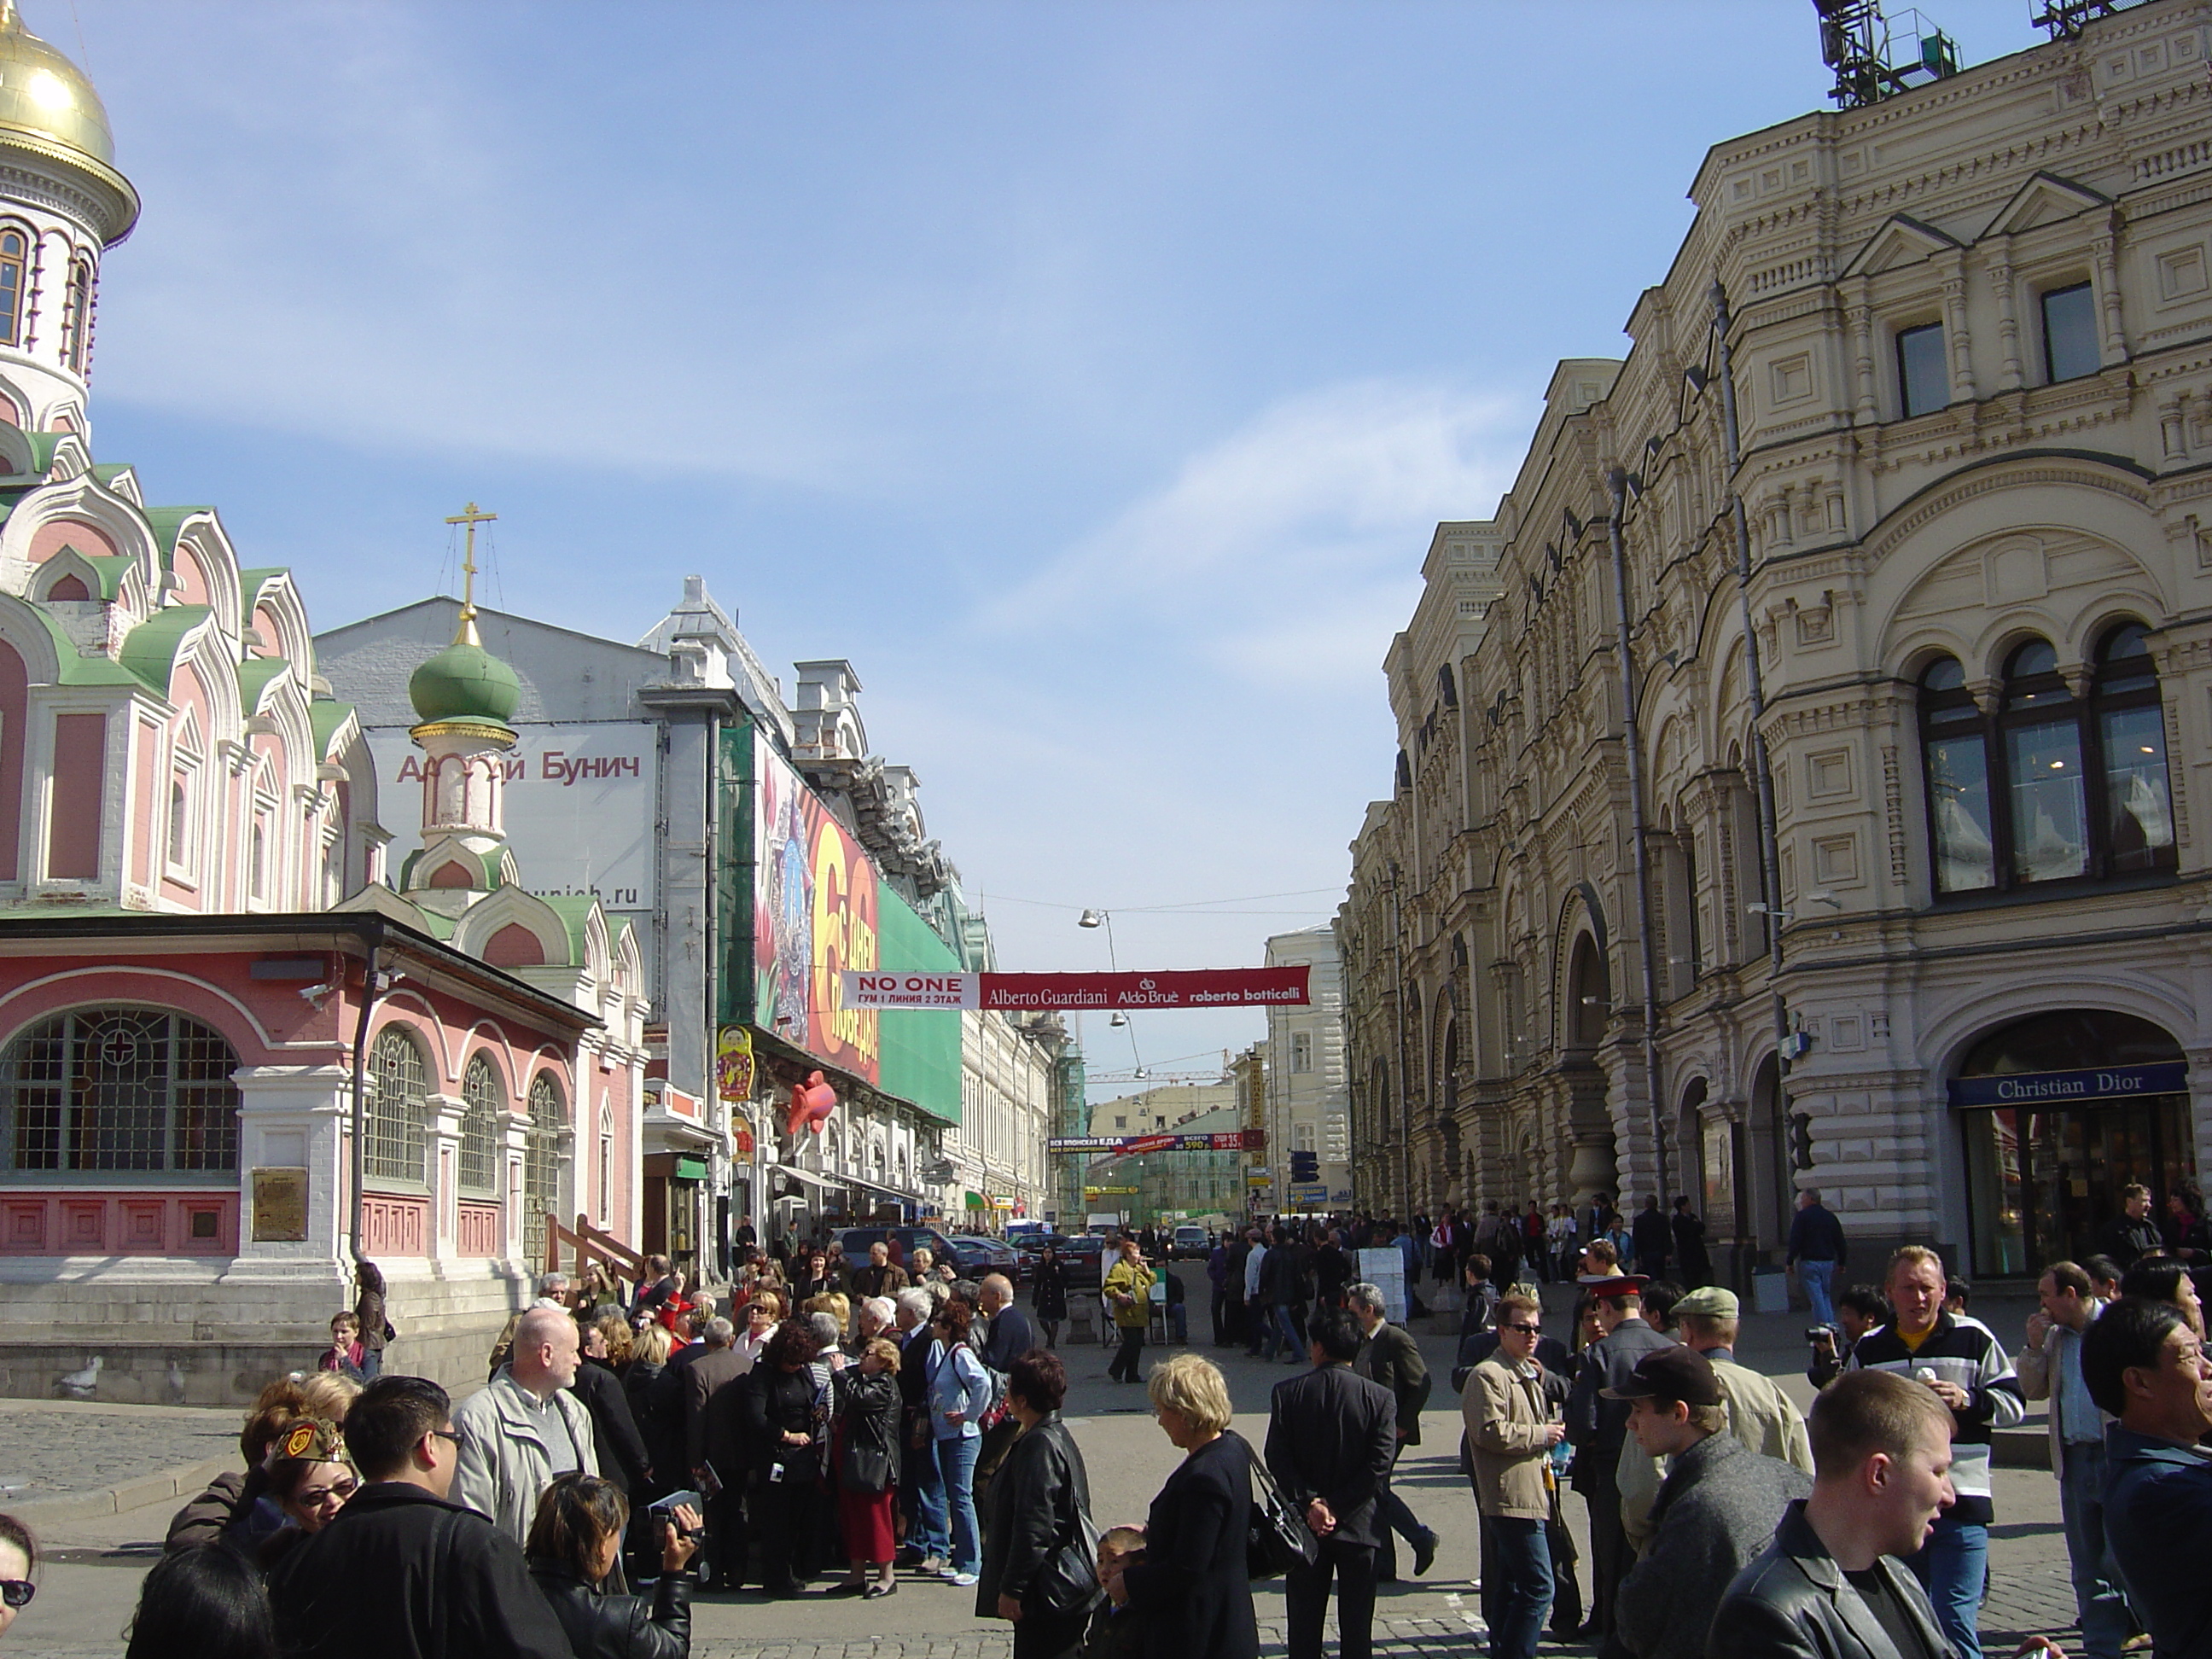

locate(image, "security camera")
(298, 981), (336, 1006)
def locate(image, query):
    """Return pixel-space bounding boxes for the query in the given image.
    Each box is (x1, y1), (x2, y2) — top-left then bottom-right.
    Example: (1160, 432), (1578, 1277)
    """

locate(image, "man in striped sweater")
(1846, 1245), (2023, 1659)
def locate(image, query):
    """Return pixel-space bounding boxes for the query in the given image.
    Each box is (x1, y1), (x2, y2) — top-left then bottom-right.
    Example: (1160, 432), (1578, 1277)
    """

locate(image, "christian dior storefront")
(1954, 1010), (2194, 1278)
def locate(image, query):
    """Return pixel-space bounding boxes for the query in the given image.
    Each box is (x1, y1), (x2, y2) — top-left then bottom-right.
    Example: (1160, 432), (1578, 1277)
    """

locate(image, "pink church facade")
(0, 9), (648, 1400)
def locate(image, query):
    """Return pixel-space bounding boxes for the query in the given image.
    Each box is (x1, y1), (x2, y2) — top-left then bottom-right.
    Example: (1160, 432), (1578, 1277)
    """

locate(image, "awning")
(773, 1166), (843, 1194)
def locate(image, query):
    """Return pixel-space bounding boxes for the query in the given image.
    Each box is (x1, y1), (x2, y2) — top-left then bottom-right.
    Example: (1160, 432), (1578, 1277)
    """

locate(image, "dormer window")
(1897, 322), (1948, 417)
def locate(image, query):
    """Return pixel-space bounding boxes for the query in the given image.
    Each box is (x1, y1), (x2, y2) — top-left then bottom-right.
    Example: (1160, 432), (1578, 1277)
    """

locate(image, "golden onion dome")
(0, 3), (114, 171)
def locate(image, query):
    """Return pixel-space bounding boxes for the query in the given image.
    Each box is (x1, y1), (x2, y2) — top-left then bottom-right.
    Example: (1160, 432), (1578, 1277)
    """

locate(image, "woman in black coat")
(977, 1350), (1099, 1659)
(526, 1472), (696, 1659)
(1119, 1353), (1258, 1659)
(1030, 1249), (1070, 1348)
(741, 1319), (828, 1597)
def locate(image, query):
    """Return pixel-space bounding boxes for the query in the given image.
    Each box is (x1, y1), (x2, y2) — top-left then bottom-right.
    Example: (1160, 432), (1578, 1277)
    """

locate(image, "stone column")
(227, 1065), (352, 1279)
(1988, 254), (2022, 391)
(504, 1109), (533, 1266)
(425, 1092), (465, 1260)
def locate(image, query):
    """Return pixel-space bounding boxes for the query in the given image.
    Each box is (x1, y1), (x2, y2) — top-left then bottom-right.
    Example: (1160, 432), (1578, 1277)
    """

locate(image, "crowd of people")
(6, 1192), (2212, 1659)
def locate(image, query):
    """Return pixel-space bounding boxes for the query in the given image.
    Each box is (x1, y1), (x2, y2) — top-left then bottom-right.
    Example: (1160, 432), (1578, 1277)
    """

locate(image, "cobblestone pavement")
(0, 1399), (235, 1504)
(2, 1285), (2094, 1658)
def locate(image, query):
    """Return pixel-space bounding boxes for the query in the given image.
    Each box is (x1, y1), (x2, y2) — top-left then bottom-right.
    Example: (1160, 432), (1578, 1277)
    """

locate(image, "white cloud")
(982, 377), (1531, 690)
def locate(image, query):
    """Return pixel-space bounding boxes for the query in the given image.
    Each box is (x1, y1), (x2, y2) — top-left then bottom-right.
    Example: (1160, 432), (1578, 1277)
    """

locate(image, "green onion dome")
(408, 638), (521, 729)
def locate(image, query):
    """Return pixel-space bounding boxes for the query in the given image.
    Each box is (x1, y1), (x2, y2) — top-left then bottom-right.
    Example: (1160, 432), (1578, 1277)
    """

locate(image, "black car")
(835, 1225), (955, 1276)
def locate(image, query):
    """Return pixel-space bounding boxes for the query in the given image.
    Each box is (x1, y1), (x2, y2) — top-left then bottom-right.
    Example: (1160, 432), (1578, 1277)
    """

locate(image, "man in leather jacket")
(1706, 1371), (1956, 1659)
(1565, 1277), (1672, 1644)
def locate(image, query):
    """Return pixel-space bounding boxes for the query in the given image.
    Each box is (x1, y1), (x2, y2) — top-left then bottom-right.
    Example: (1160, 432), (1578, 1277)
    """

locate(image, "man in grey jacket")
(451, 1306), (601, 1546)
(1611, 1347), (1812, 1659)
(1567, 1276), (1674, 1643)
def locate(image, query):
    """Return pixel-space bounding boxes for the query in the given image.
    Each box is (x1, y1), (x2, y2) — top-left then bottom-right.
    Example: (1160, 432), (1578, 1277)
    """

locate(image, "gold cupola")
(0, 2), (135, 242)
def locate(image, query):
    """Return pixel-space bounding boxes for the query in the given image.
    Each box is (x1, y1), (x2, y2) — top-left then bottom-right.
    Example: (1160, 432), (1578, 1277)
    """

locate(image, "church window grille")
(365, 1028), (427, 1185)
(523, 1073), (563, 1231)
(1, 1007), (238, 1173)
(458, 1054), (502, 1196)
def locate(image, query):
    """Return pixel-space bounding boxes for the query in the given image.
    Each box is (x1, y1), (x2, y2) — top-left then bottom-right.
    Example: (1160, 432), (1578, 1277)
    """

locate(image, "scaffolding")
(1812, 0), (1960, 108)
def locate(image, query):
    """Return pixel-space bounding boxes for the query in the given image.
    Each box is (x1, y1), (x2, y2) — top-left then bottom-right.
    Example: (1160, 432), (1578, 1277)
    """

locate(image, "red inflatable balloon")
(785, 1070), (838, 1138)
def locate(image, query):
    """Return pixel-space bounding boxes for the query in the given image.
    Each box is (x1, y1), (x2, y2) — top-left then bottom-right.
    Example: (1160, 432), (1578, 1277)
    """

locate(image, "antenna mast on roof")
(1811, 0), (1960, 108)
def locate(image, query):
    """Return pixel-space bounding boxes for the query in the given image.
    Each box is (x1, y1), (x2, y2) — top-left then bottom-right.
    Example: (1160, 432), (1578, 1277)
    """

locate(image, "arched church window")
(458, 1054), (502, 1196)
(0, 228), (28, 348)
(1, 1007), (239, 1173)
(1918, 628), (2174, 897)
(59, 258), (90, 375)
(523, 1073), (564, 1231)
(365, 1027), (427, 1185)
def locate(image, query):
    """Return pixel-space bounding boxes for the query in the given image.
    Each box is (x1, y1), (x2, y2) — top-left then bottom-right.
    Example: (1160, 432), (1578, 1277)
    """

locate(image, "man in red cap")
(1565, 1276), (1673, 1644)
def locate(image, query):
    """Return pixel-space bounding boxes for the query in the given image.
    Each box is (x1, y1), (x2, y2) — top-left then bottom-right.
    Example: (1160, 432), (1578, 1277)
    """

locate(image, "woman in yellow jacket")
(1103, 1237), (1156, 1386)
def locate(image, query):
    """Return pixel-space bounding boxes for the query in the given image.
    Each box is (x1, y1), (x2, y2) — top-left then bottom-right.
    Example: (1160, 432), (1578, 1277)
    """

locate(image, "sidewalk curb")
(7, 1455), (230, 1525)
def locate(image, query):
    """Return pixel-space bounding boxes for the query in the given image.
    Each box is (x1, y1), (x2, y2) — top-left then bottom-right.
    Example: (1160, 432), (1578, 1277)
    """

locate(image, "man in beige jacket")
(1466, 1290), (1564, 1659)
(1617, 1285), (1813, 1551)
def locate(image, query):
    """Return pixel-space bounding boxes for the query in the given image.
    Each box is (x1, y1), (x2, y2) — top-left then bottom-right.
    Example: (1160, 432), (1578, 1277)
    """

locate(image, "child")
(317, 1312), (364, 1381)
(1084, 1526), (1148, 1659)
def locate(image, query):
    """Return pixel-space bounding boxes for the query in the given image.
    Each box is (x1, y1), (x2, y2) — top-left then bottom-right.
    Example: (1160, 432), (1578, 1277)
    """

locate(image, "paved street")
(1, 1286), (2088, 1659)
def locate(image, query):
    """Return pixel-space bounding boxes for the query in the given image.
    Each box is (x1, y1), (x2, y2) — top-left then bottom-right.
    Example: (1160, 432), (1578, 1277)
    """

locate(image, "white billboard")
(366, 721), (657, 911)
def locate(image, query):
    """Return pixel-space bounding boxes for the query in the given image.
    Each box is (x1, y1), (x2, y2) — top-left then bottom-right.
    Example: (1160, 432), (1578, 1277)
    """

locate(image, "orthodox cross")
(443, 502), (498, 645)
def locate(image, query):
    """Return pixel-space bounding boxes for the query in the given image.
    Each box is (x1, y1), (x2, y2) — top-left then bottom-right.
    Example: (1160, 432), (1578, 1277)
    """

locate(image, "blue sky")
(56, 1), (2050, 1083)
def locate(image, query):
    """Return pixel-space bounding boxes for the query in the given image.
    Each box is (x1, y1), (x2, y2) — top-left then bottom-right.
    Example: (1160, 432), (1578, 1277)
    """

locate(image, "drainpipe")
(1604, 469), (1671, 1208)
(346, 920), (387, 1267)
(1713, 282), (1792, 1211)
(1385, 861), (1414, 1220)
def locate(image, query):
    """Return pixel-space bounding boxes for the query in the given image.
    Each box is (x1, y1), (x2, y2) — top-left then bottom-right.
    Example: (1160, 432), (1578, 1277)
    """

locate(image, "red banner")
(978, 968), (1309, 1011)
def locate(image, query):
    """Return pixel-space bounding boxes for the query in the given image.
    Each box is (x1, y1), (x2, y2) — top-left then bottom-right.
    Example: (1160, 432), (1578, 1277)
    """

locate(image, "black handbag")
(1246, 1455), (1318, 1579)
(841, 1439), (894, 1494)
(1036, 1511), (1104, 1615)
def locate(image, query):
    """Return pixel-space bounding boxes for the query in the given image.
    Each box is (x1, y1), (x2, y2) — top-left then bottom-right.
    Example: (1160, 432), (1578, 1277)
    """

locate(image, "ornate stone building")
(1344, 0), (2212, 1278)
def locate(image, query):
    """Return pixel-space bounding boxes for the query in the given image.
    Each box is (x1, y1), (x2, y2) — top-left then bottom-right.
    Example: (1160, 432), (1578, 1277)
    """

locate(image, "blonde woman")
(1120, 1353), (1258, 1659)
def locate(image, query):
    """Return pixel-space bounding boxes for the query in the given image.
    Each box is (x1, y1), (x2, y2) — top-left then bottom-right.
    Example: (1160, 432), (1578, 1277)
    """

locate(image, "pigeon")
(55, 1354), (102, 1400)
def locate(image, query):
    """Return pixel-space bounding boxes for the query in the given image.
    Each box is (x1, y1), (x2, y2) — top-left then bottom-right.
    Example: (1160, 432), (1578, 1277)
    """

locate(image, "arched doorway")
(1953, 1010), (2193, 1276)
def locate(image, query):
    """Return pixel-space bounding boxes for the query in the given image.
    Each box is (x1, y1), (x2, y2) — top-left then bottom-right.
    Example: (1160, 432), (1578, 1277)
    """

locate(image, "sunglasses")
(296, 1478), (360, 1507)
(0, 1581), (33, 1610)
(1501, 1323), (1543, 1335)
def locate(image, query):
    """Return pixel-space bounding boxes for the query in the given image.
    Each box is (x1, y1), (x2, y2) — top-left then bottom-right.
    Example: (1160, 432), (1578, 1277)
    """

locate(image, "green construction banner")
(873, 884), (963, 1127)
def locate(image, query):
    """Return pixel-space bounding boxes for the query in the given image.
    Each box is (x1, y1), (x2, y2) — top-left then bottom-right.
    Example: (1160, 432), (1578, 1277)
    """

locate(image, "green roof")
(238, 568), (288, 634)
(310, 700), (356, 758)
(91, 462), (133, 486)
(539, 895), (598, 966)
(118, 604), (210, 694)
(141, 506), (215, 573)
(45, 550), (133, 602)
(236, 657), (288, 715)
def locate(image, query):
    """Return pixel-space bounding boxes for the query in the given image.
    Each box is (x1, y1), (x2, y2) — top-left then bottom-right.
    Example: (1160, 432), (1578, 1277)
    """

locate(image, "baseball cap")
(1601, 1345), (1724, 1406)
(1671, 1285), (1740, 1320)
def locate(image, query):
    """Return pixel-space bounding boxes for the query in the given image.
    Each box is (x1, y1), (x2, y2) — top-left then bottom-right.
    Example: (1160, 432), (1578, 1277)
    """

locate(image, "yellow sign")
(250, 1167), (310, 1243)
(716, 1027), (755, 1102)
(1085, 1185), (1138, 1196)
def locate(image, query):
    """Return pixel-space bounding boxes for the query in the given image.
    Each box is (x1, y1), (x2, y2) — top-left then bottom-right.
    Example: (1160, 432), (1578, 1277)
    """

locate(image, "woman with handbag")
(977, 1349), (1099, 1659)
(1120, 1353), (1258, 1659)
(829, 1337), (904, 1598)
(740, 1320), (829, 1598)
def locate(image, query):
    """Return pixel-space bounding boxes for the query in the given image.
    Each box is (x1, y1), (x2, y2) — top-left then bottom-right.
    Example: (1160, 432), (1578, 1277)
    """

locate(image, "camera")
(1806, 1325), (1837, 1346)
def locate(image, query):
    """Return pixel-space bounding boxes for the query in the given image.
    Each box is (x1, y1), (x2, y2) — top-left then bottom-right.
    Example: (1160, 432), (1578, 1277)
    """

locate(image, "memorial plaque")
(251, 1167), (310, 1243)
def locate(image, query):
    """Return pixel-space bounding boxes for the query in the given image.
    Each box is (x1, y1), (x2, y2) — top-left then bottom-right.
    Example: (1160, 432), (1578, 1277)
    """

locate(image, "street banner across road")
(840, 967), (1311, 1011)
(1048, 1130), (1265, 1153)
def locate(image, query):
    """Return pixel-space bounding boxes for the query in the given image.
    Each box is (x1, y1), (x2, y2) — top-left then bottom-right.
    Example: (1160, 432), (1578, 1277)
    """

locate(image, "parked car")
(1170, 1224), (1212, 1260)
(1010, 1232), (1076, 1283)
(835, 1225), (956, 1277)
(1056, 1232), (1108, 1288)
(946, 1233), (1020, 1282)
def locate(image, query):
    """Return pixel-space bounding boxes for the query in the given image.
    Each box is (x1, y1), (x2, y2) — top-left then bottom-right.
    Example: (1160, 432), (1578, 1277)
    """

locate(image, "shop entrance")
(1954, 1010), (2196, 1277)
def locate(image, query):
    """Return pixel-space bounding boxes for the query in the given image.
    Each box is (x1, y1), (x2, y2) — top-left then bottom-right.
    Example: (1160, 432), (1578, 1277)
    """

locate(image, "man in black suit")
(1348, 1280), (1437, 1581)
(1266, 1306), (1398, 1659)
(684, 1316), (747, 1590)
(1565, 1276), (1674, 1644)
(976, 1273), (1034, 1372)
